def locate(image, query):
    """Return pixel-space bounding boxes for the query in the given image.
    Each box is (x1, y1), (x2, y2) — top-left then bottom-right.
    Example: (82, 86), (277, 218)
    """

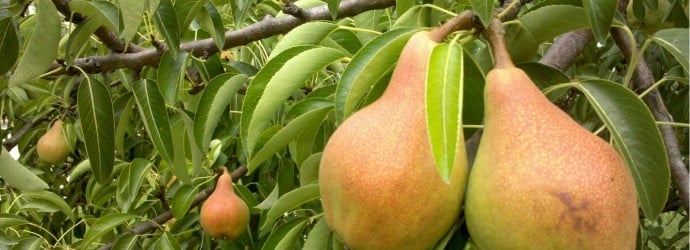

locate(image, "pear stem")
(484, 17), (514, 69)
(428, 10), (478, 43)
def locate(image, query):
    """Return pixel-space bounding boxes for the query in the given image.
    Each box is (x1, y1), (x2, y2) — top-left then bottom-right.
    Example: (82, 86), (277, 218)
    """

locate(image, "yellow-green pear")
(37, 120), (70, 164)
(319, 12), (476, 250)
(200, 167), (250, 240)
(464, 19), (639, 249)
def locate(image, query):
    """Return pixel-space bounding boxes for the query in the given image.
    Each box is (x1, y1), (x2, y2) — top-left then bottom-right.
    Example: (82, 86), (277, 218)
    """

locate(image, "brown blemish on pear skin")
(550, 191), (597, 233)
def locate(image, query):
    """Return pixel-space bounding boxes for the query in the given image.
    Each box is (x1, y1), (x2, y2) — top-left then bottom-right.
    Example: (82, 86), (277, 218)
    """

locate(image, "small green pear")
(37, 120), (70, 164)
(200, 167), (250, 240)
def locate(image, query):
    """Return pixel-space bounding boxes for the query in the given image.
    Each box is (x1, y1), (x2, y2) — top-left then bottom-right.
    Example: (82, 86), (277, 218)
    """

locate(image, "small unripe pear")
(200, 167), (250, 240)
(37, 120), (70, 164)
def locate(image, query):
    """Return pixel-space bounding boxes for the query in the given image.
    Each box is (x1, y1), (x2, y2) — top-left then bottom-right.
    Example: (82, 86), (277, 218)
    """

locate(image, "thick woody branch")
(539, 29), (593, 72)
(49, 0), (396, 76)
(98, 166), (248, 250)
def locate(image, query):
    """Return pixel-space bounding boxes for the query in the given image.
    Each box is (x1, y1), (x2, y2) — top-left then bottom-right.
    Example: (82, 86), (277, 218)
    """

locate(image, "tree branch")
(539, 29), (593, 72)
(2, 117), (48, 151)
(49, 0), (396, 76)
(98, 166), (248, 250)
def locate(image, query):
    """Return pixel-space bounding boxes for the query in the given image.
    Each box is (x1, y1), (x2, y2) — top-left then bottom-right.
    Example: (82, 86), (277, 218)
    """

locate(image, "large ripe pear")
(37, 120), (70, 164)
(319, 30), (467, 249)
(464, 20), (639, 249)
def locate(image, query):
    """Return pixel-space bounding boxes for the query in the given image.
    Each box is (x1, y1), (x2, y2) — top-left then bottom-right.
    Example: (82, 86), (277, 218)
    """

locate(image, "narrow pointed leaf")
(118, 0), (145, 43)
(259, 183), (320, 232)
(574, 79), (670, 219)
(116, 159), (152, 212)
(157, 51), (189, 106)
(171, 184), (197, 219)
(582, 0), (617, 43)
(519, 5), (589, 43)
(0, 148), (48, 191)
(133, 79), (175, 165)
(65, 18), (101, 64)
(198, 1), (224, 52)
(82, 214), (137, 248)
(153, 0), (180, 55)
(9, 0), (59, 87)
(652, 28), (689, 74)
(242, 47), (346, 156)
(194, 74), (247, 151)
(323, 0), (340, 19)
(426, 44), (464, 182)
(269, 22), (338, 60)
(0, 18), (19, 74)
(335, 28), (417, 122)
(78, 79), (115, 184)
(248, 105), (332, 172)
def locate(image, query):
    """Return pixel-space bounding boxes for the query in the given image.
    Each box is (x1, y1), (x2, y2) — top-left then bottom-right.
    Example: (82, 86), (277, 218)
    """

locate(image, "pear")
(200, 167), (250, 240)
(464, 19), (639, 249)
(318, 12), (476, 249)
(37, 120), (70, 164)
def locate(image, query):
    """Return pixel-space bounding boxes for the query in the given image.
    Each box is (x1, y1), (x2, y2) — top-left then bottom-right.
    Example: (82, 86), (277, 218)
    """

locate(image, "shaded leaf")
(0, 18), (19, 74)
(133, 79), (175, 166)
(82, 214), (137, 248)
(153, 0), (180, 55)
(157, 51), (189, 106)
(117, 0), (144, 44)
(171, 184), (197, 219)
(23, 190), (76, 222)
(582, 0), (618, 43)
(652, 28), (689, 74)
(472, 0), (494, 28)
(0, 148), (48, 191)
(9, 0), (60, 87)
(518, 5), (589, 43)
(303, 216), (331, 249)
(116, 158), (152, 212)
(78, 79), (115, 184)
(198, 1), (225, 52)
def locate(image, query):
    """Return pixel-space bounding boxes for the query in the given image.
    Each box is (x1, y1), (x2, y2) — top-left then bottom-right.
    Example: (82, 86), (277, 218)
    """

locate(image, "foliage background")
(0, 0), (688, 249)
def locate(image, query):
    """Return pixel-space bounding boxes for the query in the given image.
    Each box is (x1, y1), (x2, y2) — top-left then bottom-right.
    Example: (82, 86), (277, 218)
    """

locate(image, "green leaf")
(157, 51), (189, 106)
(472, 0), (494, 28)
(519, 5), (589, 43)
(115, 95), (136, 155)
(65, 18), (100, 64)
(0, 18), (19, 74)
(154, 0), (180, 56)
(274, 219), (309, 250)
(652, 28), (689, 75)
(261, 218), (308, 250)
(198, 0), (225, 52)
(230, 0), (252, 27)
(78, 79), (115, 184)
(0, 214), (30, 228)
(9, 0), (59, 87)
(299, 153), (322, 186)
(426, 43), (464, 182)
(68, 0), (117, 30)
(0, 148), (48, 191)
(323, 0), (340, 19)
(83, 214), (137, 248)
(335, 28), (417, 122)
(242, 47), (346, 156)
(503, 21), (538, 64)
(574, 79), (670, 219)
(171, 184), (197, 219)
(175, 110), (203, 177)
(303, 216), (330, 249)
(118, 0), (145, 44)
(391, 5), (431, 29)
(23, 190), (76, 222)
(194, 74), (247, 151)
(133, 79), (175, 165)
(116, 158), (152, 213)
(112, 234), (138, 250)
(396, 0), (415, 16)
(248, 105), (332, 172)
(155, 232), (181, 250)
(269, 22), (338, 60)
(174, 0), (204, 31)
(170, 115), (191, 183)
(582, 0), (617, 43)
(259, 183), (320, 232)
